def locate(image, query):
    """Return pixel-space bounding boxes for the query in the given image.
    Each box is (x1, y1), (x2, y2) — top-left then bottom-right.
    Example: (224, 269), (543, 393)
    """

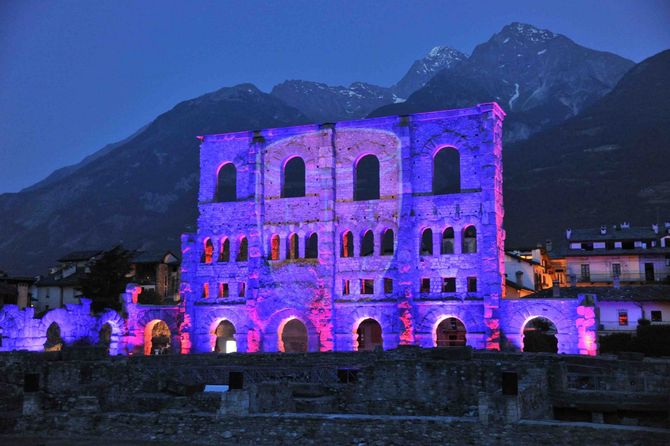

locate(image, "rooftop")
(529, 285), (670, 302)
(56, 250), (103, 263)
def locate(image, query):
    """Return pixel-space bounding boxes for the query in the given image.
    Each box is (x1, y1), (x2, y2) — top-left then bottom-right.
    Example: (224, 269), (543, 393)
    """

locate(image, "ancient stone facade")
(178, 104), (506, 354)
(0, 104), (599, 356)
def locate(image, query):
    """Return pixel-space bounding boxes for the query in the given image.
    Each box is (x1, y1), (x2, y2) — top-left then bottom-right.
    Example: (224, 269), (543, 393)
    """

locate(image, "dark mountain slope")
(504, 49), (670, 247)
(0, 84), (310, 274)
(371, 23), (634, 142)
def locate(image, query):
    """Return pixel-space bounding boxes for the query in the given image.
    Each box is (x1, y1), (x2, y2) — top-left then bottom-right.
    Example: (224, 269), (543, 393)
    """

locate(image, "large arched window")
(354, 155), (380, 201)
(361, 230), (374, 256)
(462, 226), (477, 253)
(305, 233), (318, 259)
(441, 228), (454, 254)
(381, 229), (394, 256)
(44, 322), (63, 352)
(269, 235), (280, 261)
(213, 320), (237, 353)
(280, 319), (308, 353)
(523, 317), (558, 353)
(219, 238), (230, 262)
(282, 157), (306, 198)
(216, 163), (237, 202)
(433, 147), (460, 194)
(202, 239), (214, 264)
(356, 319), (383, 351)
(341, 231), (354, 258)
(287, 233), (299, 260)
(420, 228), (433, 255)
(237, 236), (248, 261)
(436, 317), (467, 347)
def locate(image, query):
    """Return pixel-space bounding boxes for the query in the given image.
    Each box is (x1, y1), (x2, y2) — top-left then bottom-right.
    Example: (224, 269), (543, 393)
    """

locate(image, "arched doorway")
(522, 317), (558, 353)
(144, 320), (171, 356)
(436, 317), (466, 347)
(99, 323), (112, 353)
(213, 320), (237, 353)
(44, 322), (63, 352)
(280, 319), (308, 353)
(356, 319), (383, 351)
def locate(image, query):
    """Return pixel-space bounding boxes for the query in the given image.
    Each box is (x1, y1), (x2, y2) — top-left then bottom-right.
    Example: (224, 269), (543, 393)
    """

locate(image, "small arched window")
(462, 226), (477, 253)
(219, 238), (230, 262)
(237, 236), (248, 261)
(433, 147), (460, 194)
(354, 155), (380, 201)
(361, 230), (374, 256)
(202, 282), (210, 299)
(305, 233), (318, 259)
(441, 228), (454, 254)
(341, 231), (354, 258)
(381, 229), (394, 256)
(216, 163), (237, 202)
(420, 228), (433, 255)
(282, 157), (306, 198)
(202, 239), (214, 264)
(287, 233), (299, 260)
(270, 235), (280, 261)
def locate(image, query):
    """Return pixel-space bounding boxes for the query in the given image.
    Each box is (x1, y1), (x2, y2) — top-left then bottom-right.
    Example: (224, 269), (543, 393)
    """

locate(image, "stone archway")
(522, 317), (558, 353)
(99, 323), (112, 353)
(44, 322), (63, 352)
(280, 318), (308, 353)
(436, 317), (467, 347)
(356, 318), (383, 351)
(144, 320), (171, 355)
(213, 320), (237, 353)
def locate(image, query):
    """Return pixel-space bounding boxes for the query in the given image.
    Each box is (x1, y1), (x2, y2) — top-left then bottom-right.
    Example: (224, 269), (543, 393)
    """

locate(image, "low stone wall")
(12, 412), (670, 446)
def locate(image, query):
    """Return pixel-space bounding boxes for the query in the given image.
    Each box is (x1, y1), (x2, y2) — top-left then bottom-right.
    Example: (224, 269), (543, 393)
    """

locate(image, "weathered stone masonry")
(180, 104), (507, 353)
(0, 103), (598, 355)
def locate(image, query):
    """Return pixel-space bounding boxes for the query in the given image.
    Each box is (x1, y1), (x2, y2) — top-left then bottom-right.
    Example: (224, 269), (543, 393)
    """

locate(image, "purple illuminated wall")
(180, 104), (508, 354)
(0, 104), (597, 356)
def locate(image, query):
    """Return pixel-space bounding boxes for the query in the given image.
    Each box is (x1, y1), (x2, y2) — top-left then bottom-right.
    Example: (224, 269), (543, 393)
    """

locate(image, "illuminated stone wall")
(181, 104), (507, 353)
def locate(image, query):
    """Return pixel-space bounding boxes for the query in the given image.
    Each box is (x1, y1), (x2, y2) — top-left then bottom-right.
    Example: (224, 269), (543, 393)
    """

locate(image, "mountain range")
(0, 22), (667, 274)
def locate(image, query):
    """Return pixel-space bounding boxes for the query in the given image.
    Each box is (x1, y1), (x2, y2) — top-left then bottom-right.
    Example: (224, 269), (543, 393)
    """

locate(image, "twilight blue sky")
(1, 0), (669, 193)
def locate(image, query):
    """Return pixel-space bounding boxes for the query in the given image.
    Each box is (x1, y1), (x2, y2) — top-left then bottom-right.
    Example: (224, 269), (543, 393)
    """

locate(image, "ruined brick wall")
(181, 104), (507, 353)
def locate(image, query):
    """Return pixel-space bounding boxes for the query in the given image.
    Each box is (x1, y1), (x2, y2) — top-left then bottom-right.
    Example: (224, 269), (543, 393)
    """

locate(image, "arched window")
(441, 228), (454, 254)
(341, 231), (354, 258)
(420, 228), (433, 255)
(361, 230), (374, 256)
(144, 320), (171, 356)
(436, 318), (467, 347)
(462, 226), (477, 253)
(354, 155), (380, 201)
(269, 235), (280, 261)
(44, 322), (63, 352)
(433, 147), (460, 194)
(381, 229), (394, 256)
(305, 233), (318, 259)
(213, 320), (237, 353)
(202, 239), (214, 264)
(282, 157), (305, 198)
(356, 319), (383, 351)
(280, 319), (308, 353)
(287, 233), (299, 260)
(216, 163), (237, 202)
(219, 238), (230, 262)
(523, 317), (558, 353)
(237, 237), (248, 261)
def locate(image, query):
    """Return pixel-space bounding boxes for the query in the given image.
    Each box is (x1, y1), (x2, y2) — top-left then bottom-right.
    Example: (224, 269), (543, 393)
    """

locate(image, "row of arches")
(202, 237), (248, 264)
(201, 224), (478, 264)
(269, 233), (319, 260)
(214, 147), (461, 203)
(28, 315), (560, 355)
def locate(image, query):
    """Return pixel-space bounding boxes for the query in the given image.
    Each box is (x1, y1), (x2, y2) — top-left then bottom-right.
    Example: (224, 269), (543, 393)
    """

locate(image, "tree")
(81, 245), (133, 313)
